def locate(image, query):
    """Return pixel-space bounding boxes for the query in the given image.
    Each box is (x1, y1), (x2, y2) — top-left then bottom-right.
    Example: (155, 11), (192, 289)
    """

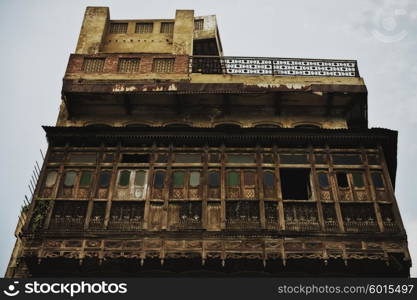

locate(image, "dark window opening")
(336, 172), (349, 188)
(98, 171), (111, 188)
(121, 154), (150, 163)
(79, 171), (92, 187)
(154, 171), (165, 188)
(208, 171), (220, 188)
(280, 168), (311, 200)
(263, 172), (275, 188)
(371, 172), (385, 188)
(118, 170), (131, 187)
(172, 171), (185, 188)
(352, 172), (365, 188)
(318, 172), (329, 189)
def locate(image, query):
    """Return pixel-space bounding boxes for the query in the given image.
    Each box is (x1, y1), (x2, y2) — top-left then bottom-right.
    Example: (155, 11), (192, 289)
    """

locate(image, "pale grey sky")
(1, 0), (416, 276)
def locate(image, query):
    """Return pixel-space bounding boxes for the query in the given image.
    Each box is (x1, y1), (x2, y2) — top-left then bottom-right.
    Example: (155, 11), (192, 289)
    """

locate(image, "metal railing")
(190, 56), (359, 77)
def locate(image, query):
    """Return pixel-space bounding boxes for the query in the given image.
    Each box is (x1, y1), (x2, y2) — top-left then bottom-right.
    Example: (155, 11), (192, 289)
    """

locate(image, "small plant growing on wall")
(28, 200), (51, 232)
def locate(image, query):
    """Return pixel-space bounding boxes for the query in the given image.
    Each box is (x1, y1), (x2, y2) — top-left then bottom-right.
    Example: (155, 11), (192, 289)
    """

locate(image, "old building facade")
(5, 7), (411, 277)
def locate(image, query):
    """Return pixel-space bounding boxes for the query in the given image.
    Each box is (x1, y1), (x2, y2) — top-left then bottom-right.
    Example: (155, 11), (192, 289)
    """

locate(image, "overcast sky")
(0, 0), (416, 276)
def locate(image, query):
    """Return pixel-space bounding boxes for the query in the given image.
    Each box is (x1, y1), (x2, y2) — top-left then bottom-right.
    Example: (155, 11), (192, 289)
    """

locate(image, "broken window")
(336, 172), (349, 188)
(135, 22), (153, 33)
(280, 168), (311, 200)
(317, 172), (330, 189)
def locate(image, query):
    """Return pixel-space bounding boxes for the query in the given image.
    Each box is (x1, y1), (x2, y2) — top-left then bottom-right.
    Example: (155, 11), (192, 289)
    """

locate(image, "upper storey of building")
(60, 7), (368, 130)
(75, 7), (222, 56)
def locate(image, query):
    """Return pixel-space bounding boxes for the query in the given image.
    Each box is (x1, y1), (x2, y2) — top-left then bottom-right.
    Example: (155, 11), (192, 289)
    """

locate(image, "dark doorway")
(280, 168), (311, 200)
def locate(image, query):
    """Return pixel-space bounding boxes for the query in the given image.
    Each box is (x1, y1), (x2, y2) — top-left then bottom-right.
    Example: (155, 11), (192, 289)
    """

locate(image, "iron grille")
(82, 58), (105, 73)
(118, 58), (140, 73)
(190, 56), (359, 77)
(152, 58), (175, 73)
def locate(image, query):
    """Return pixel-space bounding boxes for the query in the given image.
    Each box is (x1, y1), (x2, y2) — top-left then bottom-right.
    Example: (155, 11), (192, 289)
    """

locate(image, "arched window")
(165, 123), (191, 128)
(85, 123), (112, 128)
(125, 123), (151, 128)
(254, 123), (281, 128)
(214, 123), (241, 129)
(294, 124), (321, 129)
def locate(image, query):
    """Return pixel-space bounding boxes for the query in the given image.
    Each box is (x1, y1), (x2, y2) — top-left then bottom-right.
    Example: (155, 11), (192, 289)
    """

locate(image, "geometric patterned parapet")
(191, 56), (359, 77)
